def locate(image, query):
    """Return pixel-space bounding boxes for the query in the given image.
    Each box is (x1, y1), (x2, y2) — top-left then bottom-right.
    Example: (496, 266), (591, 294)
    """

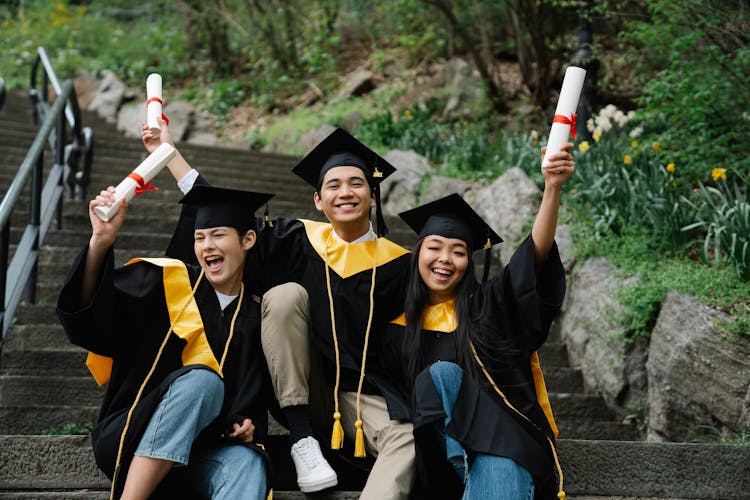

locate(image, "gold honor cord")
(324, 234), (378, 457)
(109, 272), (246, 500)
(469, 340), (566, 500)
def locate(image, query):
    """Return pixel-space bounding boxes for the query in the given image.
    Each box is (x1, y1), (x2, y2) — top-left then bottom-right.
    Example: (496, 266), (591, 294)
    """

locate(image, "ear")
(370, 191), (376, 209)
(313, 191), (323, 212)
(241, 230), (257, 251)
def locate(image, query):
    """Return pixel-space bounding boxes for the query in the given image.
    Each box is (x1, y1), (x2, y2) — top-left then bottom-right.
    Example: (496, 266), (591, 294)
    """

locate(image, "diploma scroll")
(146, 73), (163, 138)
(94, 143), (176, 222)
(542, 66), (586, 169)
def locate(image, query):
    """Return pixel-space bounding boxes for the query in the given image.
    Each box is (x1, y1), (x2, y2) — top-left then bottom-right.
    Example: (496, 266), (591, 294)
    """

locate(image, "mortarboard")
(399, 193), (503, 281)
(179, 185), (274, 232)
(291, 127), (396, 236)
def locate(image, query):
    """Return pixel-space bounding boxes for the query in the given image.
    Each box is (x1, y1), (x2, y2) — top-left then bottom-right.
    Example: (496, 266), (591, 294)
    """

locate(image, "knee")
(262, 283), (309, 321)
(179, 369), (224, 413)
(428, 361), (463, 385)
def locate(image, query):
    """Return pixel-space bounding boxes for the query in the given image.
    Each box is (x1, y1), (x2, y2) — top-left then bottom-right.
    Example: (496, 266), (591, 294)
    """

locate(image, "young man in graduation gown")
(143, 122), (416, 499)
(57, 184), (276, 499)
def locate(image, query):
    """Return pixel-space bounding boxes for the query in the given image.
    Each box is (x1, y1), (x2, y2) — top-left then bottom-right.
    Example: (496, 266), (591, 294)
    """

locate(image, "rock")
(115, 101), (144, 138)
(86, 70), (129, 123)
(299, 124), (337, 154)
(473, 167), (540, 264)
(442, 57), (483, 119)
(559, 256), (647, 417)
(380, 150), (431, 213)
(335, 68), (376, 100)
(646, 291), (750, 441)
(423, 175), (477, 202)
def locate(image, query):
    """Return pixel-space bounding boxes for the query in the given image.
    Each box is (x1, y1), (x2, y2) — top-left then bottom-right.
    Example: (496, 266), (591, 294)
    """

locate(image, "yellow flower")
(652, 141), (663, 152)
(593, 128), (602, 142)
(665, 163), (675, 173)
(404, 109), (412, 117)
(578, 141), (590, 152)
(530, 130), (539, 139)
(631, 140), (638, 148)
(711, 168), (727, 181)
(624, 155), (633, 165)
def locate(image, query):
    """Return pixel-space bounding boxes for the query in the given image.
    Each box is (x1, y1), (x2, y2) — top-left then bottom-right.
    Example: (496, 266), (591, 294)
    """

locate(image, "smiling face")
(313, 165), (376, 241)
(418, 235), (470, 304)
(193, 226), (255, 295)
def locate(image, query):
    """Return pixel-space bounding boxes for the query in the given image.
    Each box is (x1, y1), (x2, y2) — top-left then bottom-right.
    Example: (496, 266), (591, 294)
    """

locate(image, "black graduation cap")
(291, 127), (397, 236)
(399, 193), (503, 281)
(179, 185), (274, 232)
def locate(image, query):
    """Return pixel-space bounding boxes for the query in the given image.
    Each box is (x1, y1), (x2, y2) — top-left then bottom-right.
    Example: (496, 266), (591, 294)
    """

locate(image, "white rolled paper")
(94, 143), (176, 222)
(146, 73), (163, 138)
(542, 66), (586, 169)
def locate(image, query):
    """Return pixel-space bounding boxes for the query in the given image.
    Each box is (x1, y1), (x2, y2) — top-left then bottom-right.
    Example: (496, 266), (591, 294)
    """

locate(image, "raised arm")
(80, 187), (128, 306)
(142, 116), (192, 183)
(531, 143), (575, 266)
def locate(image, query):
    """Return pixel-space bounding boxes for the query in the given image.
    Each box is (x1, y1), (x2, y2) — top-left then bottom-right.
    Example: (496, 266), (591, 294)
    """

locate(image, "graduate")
(143, 122), (416, 499)
(375, 145), (574, 499)
(57, 184), (276, 500)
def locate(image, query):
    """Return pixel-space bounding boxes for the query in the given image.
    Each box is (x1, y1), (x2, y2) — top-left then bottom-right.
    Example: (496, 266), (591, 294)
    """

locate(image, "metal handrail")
(0, 77), (5, 111)
(30, 46), (93, 201)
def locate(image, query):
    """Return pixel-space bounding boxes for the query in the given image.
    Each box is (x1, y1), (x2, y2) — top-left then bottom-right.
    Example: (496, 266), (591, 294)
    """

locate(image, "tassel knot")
(331, 411), (344, 450)
(354, 419), (366, 458)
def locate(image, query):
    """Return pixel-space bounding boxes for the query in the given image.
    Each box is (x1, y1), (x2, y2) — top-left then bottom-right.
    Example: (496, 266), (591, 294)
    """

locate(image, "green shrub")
(42, 421), (94, 435)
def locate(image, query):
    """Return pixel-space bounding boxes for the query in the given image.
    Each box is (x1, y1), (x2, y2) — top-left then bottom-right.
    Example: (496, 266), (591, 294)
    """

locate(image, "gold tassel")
(354, 419), (366, 458)
(557, 492), (566, 499)
(266, 489), (273, 500)
(331, 411), (344, 450)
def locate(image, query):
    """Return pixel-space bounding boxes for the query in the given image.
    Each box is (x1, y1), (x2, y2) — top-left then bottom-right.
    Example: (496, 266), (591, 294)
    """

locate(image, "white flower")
(613, 110), (628, 127)
(601, 104), (618, 118)
(586, 118), (595, 132)
(629, 126), (644, 138)
(595, 115), (613, 132)
(627, 110), (636, 120)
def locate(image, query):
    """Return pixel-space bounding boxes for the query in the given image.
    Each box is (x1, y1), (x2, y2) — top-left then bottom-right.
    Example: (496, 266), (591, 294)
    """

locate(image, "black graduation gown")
(165, 174), (411, 411)
(56, 245), (273, 499)
(376, 235), (566, 499)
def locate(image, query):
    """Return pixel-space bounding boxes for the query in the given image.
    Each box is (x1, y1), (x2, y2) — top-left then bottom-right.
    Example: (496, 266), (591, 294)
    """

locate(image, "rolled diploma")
(146, 73), (163, 138)
(542, 66), (586, 169)
(94, 142), (176, 222)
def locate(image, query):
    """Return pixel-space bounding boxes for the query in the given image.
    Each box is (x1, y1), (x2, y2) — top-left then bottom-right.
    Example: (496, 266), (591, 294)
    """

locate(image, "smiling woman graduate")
(57, 185), (276, 500)
(375, 193), (569, 499)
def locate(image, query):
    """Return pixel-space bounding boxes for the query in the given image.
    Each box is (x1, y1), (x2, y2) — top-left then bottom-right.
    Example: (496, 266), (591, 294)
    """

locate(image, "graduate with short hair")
(143, 122), (416, 499)
(57, 184), (276, 500)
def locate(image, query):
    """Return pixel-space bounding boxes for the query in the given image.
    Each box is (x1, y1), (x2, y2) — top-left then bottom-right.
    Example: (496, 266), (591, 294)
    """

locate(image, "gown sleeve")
(56, 245), (165, 358)
(481, 233), (566, 353)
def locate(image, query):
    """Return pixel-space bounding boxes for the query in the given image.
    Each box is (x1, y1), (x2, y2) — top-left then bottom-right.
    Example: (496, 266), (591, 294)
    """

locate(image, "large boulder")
(380, 150), (431, 213)
(559, 256), (648, 417)
(646, 291), (750, 441)
(86, 70), (132, 123)
(473, 167), (540, 264)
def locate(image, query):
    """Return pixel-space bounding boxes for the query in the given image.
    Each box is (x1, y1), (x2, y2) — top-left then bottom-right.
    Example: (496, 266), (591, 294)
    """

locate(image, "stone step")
(0, 406), (99, 435)
(2, 436), (748, 499)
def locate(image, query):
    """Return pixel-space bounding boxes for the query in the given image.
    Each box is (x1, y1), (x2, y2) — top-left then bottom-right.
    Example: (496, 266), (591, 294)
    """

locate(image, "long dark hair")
(402, 238), (523, 388)
(402, 237), (479, 387)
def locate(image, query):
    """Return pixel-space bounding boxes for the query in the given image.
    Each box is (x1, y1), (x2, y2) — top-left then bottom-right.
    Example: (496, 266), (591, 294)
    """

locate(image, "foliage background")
(1, 0), (749, 341)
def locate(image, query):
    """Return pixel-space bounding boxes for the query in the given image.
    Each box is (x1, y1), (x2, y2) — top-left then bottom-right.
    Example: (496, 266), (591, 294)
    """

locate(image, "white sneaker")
(290, 436), (339, 492)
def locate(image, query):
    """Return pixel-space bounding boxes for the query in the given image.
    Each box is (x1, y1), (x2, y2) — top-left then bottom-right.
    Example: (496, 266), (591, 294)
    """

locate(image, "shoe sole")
(298, 475), (339, 493)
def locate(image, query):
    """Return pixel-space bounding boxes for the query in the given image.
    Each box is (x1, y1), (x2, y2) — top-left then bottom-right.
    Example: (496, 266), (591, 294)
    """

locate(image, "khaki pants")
(261, 282), (415, 500)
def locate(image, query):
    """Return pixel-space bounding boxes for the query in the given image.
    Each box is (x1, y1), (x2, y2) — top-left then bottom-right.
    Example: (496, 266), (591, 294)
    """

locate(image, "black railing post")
(0, 224), (8, 340)
(573, 0), (599, 141)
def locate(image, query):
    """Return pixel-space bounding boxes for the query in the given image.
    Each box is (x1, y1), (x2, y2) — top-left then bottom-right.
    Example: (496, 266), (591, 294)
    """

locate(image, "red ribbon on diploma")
(128, 172), (159, 196)
(553, 113), (577, 140)
(146, 97), (170, 125)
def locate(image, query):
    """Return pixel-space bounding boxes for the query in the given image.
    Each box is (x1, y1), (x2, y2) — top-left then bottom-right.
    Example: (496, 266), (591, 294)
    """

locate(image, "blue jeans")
(429, 362), (535, 500)
(135, 368), (267, 499)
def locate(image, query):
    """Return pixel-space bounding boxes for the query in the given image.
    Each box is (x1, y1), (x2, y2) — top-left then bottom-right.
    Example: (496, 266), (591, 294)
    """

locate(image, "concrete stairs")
(1, 90), (748, 499)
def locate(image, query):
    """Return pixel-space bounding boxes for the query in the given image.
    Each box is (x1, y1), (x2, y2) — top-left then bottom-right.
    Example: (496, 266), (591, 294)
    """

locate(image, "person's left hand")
(229, 418), (255, 443)
(540, 142), (575, 187)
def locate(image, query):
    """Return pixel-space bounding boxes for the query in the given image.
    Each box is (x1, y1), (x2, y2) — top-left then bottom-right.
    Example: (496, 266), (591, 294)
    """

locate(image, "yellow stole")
(85, 258), (221, 386)
(300, 219), (409, 278)
(391, 300), (559, 438)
